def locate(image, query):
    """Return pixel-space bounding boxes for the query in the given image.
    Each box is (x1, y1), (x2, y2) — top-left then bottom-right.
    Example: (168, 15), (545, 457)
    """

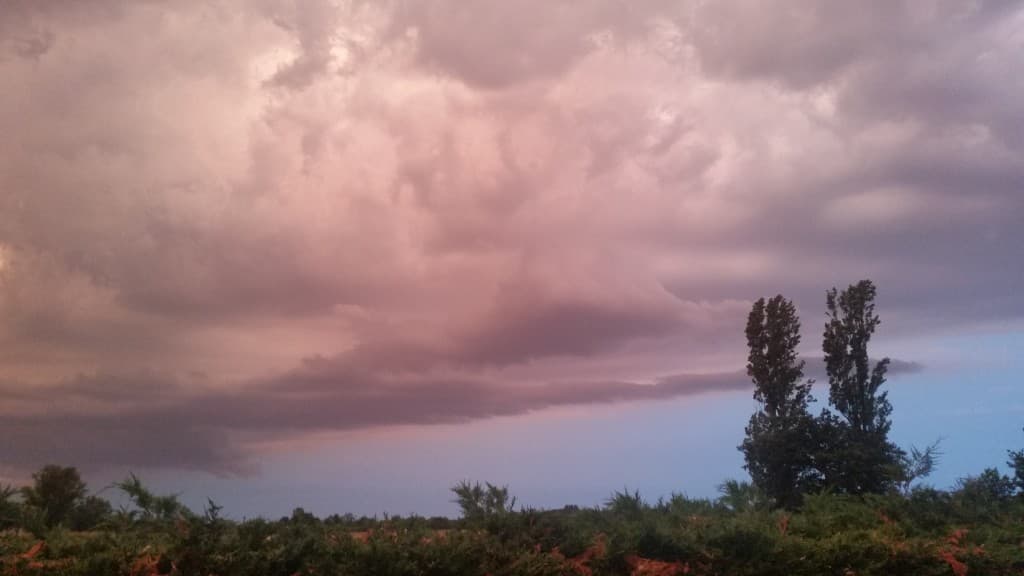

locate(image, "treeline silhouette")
(2, 280), (1023, 574)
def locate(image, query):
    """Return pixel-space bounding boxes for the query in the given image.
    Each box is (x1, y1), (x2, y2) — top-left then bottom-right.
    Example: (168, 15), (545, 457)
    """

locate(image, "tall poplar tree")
(740, 295), (818, 508)
(819, 279), (903, 494)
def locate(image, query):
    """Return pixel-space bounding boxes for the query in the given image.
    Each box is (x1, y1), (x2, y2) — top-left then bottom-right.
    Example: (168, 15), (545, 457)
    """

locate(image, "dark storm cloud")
(0, 354), (925, 474)
(0, 367), (750, 474)
(455, 290), (686, 366)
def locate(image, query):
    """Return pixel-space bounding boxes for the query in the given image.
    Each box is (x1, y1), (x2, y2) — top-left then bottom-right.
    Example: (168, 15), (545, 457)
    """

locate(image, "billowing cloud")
(0, 0), (1020, 474)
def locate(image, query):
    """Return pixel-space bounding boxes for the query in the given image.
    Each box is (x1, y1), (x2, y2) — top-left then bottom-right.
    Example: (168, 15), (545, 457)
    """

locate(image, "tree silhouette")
(68, 494), (113, 531)
(21, 464), (87, 527)
(0, 484), (20, 530)
(818, 280), (903, 494)
(740, 295), (818, 508)
(1009, 427), (1024, 497)
(451, 481), (516, 522)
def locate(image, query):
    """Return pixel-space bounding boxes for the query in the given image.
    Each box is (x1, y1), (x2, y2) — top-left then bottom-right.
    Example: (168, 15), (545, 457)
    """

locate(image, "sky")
(1, 0), (1023, 518)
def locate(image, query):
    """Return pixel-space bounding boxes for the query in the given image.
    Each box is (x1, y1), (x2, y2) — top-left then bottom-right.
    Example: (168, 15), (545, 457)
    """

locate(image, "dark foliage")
(740, 295), (818, 509)
(66, 496), (112, 531)
(20, 465), (87, 528)
(0, 471), (1022, 574)
(0, 486), (19, 531)
(1008, 427), (1024, 497)
(820, 280), (904, 494)
(452, 481), (517, 522)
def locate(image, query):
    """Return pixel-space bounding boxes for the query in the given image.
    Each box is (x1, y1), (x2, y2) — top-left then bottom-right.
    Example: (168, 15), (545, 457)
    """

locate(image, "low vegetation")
(1, 472), (1023, 575)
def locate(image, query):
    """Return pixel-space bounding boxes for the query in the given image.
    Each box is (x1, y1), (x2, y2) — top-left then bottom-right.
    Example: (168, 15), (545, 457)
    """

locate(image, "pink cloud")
(0, 0), (1020, 474)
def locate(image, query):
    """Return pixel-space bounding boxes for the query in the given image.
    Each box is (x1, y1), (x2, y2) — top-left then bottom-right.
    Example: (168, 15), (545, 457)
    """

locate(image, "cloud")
(0, 0), (1019, 473)
(388, 0), (667, 89)
(453, 282), (687, 366)
(0, 367), (749, 474)
(802, 357), (924, 384)
(0, 353), (925, 474)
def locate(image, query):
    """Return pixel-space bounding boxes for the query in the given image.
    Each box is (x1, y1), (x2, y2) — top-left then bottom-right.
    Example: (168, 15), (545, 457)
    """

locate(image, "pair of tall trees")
(740, 280), (903, 508)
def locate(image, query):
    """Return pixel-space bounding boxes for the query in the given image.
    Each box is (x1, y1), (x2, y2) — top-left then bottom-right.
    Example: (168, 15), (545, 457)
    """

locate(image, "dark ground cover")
(2, 478), (1023, 576)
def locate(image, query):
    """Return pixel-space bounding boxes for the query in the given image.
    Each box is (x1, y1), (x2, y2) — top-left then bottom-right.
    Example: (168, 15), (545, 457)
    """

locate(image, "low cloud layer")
(0, 356), (921, 474)
(1, 0), (1020, 474)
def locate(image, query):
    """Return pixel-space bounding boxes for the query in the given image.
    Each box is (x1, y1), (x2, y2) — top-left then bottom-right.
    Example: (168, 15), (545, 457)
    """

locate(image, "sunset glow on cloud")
(1, 1), (1022, 508)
